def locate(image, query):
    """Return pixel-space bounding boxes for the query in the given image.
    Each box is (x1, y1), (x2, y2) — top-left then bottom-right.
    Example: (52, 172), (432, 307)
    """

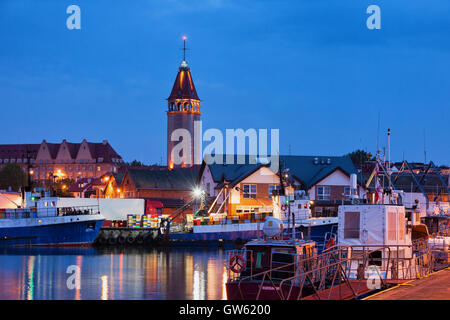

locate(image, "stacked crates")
(127, 214), (141, 228)
(150, 216), (159, 228)
(142, 215), (150, 228)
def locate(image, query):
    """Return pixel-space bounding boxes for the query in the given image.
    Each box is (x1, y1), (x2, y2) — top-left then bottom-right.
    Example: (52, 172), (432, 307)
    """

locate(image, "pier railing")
(227, 240), (434, 300)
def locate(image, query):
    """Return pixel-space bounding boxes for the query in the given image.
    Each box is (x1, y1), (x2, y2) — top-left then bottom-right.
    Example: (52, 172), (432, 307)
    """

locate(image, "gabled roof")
(68, 177), (103, 193)
(200, 155), (269, 188)
(0, 140), (122, 163)
(45, 143), (60, 159)
(126, 168), (199, 191)
(86, 141), (122, 162)
(167, 61), (200, 101)
(280, 155), (359, 189)
(113, 172), (125, 186)
(200, 155), (359, 190)
(364, 172), (449, 194)
(65, 142), (81, 159)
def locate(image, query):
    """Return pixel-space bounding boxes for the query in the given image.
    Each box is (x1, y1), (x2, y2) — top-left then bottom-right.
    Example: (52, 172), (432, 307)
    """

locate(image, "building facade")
(0, 139), (124, 182)
(199, 158), (280, 216)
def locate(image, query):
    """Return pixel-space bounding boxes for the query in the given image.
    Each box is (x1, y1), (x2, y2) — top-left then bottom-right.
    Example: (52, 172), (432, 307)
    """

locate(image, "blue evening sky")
(0, 0), (449, 165)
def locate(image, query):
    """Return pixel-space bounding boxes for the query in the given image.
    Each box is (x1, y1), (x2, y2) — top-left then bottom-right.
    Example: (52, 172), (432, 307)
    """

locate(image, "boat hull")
(0, 216), (104, 246)
(168, 221), (337, 246)
(226, 281), (313, 300)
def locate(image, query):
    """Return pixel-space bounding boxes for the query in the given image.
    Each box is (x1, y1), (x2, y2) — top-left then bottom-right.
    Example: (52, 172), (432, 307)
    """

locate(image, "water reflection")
(0, 247), (228, 300)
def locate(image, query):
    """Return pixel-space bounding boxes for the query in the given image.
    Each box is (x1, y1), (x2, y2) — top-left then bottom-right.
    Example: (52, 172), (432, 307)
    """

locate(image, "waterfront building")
(103, 167), (199, 218)
(198, 156), (280, 215)
(198, 155), (363, 217)
(0, 139), (123, 182)
(67, 176), (110, 198)
(279, 155), (363, 217)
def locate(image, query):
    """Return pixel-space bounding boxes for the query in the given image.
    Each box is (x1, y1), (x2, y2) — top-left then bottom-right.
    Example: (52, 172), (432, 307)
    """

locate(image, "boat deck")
(301, 279), (410, 300)
(365, 268), (450, 300)
(300, 280), (374, 300)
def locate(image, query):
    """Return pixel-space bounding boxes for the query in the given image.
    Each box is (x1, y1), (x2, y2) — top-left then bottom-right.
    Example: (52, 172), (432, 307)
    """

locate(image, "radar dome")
(263, 217), (284, 238)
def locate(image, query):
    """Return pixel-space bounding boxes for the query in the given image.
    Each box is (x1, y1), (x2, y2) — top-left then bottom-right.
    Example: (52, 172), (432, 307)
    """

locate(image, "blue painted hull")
(168, 223), (337, 246)
(0, 220), (104, 246)
(169, 229), (261, 242)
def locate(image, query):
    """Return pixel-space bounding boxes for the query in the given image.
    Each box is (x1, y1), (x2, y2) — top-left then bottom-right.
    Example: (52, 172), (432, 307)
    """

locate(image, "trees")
(346, 149), (374, 166)
(0, 164), (28, 192)
(129, 160), (145, 167)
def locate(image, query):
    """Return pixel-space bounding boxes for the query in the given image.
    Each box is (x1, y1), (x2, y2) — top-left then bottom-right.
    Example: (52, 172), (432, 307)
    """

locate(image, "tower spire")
(182, 36), (187, 61)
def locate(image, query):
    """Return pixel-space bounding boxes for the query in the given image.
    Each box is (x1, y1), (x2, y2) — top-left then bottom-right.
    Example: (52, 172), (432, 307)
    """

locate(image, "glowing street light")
(193, 187), (204, 198)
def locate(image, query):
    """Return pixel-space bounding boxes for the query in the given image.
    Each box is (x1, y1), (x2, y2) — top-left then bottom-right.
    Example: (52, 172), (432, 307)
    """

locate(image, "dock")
(364, 267), (450, 300)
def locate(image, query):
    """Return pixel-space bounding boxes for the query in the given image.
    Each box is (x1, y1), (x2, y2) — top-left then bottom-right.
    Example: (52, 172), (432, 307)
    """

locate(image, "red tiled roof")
(66, 142), (81, 158)
(0, 144), (40, 160)
(86, 142), (121, 162)
(68, 177), (104, 193)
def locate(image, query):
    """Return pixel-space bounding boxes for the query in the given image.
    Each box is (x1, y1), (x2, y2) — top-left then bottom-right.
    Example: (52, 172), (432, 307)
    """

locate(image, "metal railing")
(226, 240), (434, 300)
(0, 205), (100, 220)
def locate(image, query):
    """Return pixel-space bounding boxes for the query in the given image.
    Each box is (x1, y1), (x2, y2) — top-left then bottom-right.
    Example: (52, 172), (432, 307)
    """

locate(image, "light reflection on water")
(0, 247), (228, 300)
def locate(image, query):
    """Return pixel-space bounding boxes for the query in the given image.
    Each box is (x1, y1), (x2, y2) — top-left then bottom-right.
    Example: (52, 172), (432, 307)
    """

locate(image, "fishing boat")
(163, 188), (336, 246)
(0, 193), (104, 246)
(224, 188), (437, 299)
(225, 217), (319, 300)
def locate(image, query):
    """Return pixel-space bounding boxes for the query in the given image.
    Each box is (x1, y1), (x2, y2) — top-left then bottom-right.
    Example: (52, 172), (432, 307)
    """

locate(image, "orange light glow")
(180, 71), (184, 88)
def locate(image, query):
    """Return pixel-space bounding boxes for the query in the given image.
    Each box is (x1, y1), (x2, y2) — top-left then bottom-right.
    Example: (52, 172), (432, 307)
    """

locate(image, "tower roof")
(167, 61), (200, 101)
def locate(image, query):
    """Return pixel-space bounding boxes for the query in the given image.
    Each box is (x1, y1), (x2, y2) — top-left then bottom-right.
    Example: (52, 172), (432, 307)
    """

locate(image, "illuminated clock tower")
(167, 37), (201, 168)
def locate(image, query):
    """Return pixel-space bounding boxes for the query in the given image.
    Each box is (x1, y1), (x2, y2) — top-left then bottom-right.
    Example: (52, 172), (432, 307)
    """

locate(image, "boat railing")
(230, 241), (435, 300)
(0, 205), (100, 220)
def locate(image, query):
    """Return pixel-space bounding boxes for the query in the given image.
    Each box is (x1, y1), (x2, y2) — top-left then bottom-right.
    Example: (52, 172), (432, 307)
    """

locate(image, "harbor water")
(0, 247), (229, 300)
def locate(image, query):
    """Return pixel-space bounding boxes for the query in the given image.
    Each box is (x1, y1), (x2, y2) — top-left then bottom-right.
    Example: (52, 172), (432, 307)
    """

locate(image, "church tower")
(167, 38), (201, 169)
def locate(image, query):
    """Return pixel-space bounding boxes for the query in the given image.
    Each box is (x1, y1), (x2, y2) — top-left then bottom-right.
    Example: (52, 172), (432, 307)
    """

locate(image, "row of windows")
(317, 186), (352, 200)
(0, 158), (119, 164)
(242, 184), (280, 199)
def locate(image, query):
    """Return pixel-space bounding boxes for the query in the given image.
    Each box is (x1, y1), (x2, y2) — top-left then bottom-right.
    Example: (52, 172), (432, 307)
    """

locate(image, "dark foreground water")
(0, 247), (229, 300)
